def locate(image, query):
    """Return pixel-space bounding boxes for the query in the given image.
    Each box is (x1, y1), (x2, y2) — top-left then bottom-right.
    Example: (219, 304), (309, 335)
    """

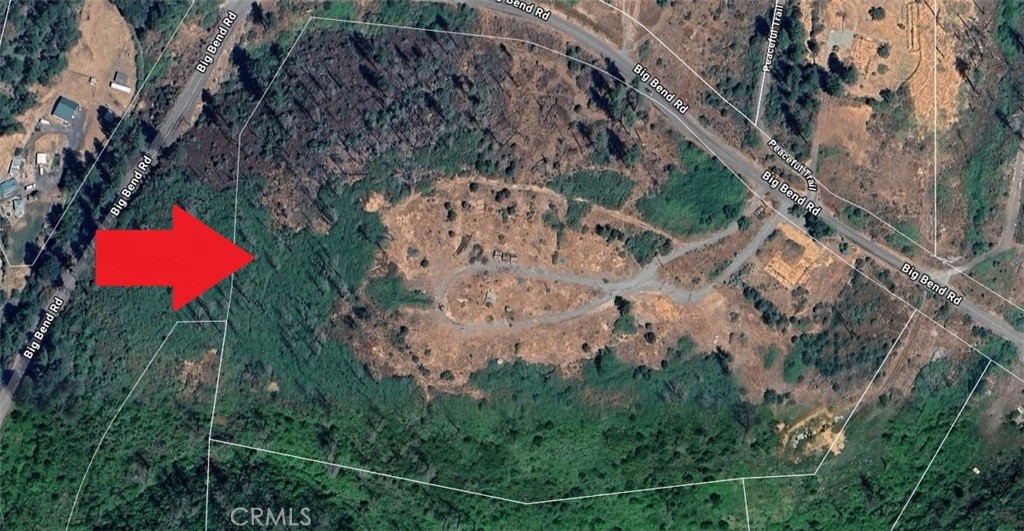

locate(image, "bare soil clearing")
(177, 348), (219, 399)
(764, 223), (833, 289)
(380, 178), (644, 298)
(805, 0), (970, 129)
(444, 272), (601, 325)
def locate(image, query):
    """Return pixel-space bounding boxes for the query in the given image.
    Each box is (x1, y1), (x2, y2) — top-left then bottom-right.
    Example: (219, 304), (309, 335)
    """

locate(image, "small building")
(110, 71), (132, 94)
(51, 96), (80, 123)
(35, 152), (48, 165)
(0, 178), (18, 198)
(7, 156), (24, 179)
(10, 197), (25, 219)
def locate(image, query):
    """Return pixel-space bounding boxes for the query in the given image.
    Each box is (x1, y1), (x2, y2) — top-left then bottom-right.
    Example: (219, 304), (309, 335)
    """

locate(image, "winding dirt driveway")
(434, 200), (782, 332)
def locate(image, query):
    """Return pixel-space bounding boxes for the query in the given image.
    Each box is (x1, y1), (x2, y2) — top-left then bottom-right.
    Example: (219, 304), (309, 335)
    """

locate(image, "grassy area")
(5, 14), (1023, 528)
(886, 220), (920, 256)
(970, 249), (1018, 294)
(961, 131), (1016, 255)
(782, 351), (806, 383)
(319, 1), (356, 19)
(636, 141), (747, 236)
(762, 346), (779, 369)
(547, 169), (634, 209)
(366, 274), (431, 312)
(564, 199), (590, 229)
(749, 351), (1023, 529)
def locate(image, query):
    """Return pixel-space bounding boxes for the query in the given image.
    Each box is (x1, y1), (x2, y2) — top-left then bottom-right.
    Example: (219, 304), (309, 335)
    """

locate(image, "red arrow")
(96, 205), (254, 310)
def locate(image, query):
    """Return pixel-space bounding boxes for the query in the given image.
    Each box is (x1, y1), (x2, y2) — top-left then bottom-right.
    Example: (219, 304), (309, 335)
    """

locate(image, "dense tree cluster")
(0, 0), (81, 135)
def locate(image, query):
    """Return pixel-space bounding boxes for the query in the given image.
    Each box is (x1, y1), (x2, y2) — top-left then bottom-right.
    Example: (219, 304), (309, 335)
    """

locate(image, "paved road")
(0, 0), (251, 426)
(464, 0), (1024, 355)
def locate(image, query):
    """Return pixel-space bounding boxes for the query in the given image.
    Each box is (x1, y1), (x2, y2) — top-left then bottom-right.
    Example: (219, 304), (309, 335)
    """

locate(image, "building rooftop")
(0, 178), (18, 198)
(113, 71), (128, 85)
(11, 197), (25, 219)
(51, 96), (80, 122)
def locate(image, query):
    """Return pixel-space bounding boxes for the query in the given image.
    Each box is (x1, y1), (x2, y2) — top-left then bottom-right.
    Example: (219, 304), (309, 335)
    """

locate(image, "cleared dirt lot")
(444, 272), (601, 325)
(380, 177), (644, 297)
(806, 0), (969, 128)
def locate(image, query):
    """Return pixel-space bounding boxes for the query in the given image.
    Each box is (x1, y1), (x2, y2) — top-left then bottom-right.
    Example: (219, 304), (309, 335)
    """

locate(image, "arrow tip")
(171, 206), (253, 311)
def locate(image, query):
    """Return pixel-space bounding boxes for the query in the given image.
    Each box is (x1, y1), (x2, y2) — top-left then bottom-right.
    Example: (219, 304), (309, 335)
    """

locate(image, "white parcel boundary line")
(593, 0), (937, 251)
(813, 310), (916, 473)
(210, 437), (813, 507)
(742, 479), (751, 531)
(0, 0), (16, 522)
(205, 16), (825, 514)
(64, 320), (225, 530)
(0, 0), (12, 48)
(210, 438), (528, 505)
(0, 0), (17, 266)
(333, 18), (1024, 374)
(479, 7), (1024, 383)
(594, 0), (1024, 320)
(889, 359), (992, 530)
(0, 1), (197, 269)
(933, 5), (939, 256)
(203, 320), (230, 529)
(204, 18), (314, 531)
(203, 14), (1024, 517)
(753, 70), (767, 127)
(250, 18), (1024, 381)
(219, 14), (935, 497)
(206, 312), (944, 510)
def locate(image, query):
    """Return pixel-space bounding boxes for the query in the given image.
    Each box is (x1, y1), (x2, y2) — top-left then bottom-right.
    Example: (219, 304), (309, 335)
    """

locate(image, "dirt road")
(436, 211), (782, 332)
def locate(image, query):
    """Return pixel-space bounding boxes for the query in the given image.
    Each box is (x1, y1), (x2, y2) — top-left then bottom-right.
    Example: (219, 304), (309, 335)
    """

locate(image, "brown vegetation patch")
(261, 167), (330, 233)
(626, 291), (793, 402)
(343, 303), (620, 397)
(978, 370), (1024, 447)
(628, 1), (768, 146)
(816, 123), (935, 262)
(780, 407), (837, 454)
(542, 0), (627, 51)
(869, 317), (961, 405)
(177, 348), (218, 398)
(816, 102), (872, 166)
(338, 283), (801, 403)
